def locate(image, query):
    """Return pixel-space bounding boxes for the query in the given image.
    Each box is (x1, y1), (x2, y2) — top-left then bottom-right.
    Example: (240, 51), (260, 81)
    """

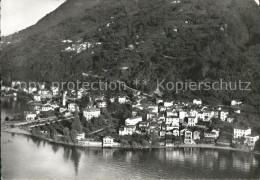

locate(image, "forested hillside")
(1, 0), (260, 105)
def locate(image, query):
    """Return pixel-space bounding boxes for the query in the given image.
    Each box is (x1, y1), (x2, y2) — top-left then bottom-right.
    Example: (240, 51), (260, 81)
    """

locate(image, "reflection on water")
(1, 97), (260, 179)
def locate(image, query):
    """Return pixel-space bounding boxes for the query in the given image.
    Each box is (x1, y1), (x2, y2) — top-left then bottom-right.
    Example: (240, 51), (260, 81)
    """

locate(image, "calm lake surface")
(1, 97), (260, 179)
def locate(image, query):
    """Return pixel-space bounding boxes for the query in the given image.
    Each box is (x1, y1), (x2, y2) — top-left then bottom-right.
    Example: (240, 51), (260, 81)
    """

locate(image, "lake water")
(1, 97), (260, 179)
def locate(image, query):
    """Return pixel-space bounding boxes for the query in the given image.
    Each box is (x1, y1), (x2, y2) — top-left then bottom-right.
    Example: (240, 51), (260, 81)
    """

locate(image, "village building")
(102, 136), (117, 147)
(125, 116), (142, 126)
(34, 94), (41, 102)
(41, 104), (54, 112)
(244, 134), (259, 148)
(165, 116), (180, 126)
(184, 130), (194, 144)
(119, 125), (136, 135)
(96, 100), (107, 108)
(164, 101), (174, 107)
(76, 133), (85, 140)
(193, 99), (202, 105)
(187, 117), (198, 127)
(231, 100), (242, 106)
(83, 107), (101, 120)
(118, 95), (127, 104)
(68, 103), (79, 112)
(204, 131), (219, 139)
(193, 130), (201, 140)
(172, 129), (180, 136)
(233, 127), (251, 139)
(24, 111), (37, 121)
(147, 112), (158, 120)
(51, 87), (60, 96)
(219, 110), (229, 121)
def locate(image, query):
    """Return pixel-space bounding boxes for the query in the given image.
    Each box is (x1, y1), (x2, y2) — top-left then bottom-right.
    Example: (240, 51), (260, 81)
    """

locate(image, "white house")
(184, 130), (195, 144)
(147, 112), (158, 120)
(219, 110), (229, 121)
(193, 99), (202, 105)
(76, 133), (85, 140)
(51, 87), (60, 96)
(83, 107), (101, 120)
(119, 125), (136, 135)
(172, 129), (180, 136)
(24, 111), (37, 121)
(125, 116), (142, 126)
(166, 117), (180, 126)
(68, 103), (79, 112)
(244, 134), (259, 147)
(103, 136), (115, 147)
(96, 100), (107, 108)
(164, 101), (173, 107)
(34, 94), (41, 102)
(148, 105), (159, 113)
(204, 129), (219, 139)
(118, 95), (127, 104)
(41, 104), (54, 112)
(187, 117), (198, 127)
(233, 127), (251, 139)
(193, 131), (201, 140)
(231, 100), (242, 106)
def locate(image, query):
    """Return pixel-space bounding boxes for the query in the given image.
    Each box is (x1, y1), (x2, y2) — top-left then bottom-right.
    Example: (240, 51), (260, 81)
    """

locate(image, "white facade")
(193, 99), (202, 105)
(119, 125), (136, 135)
(166, 117), (180, 126)
(118, 96), (127, 104)
(233, 128), (251, 139)
(34, 95), (41, 102)
(219, 111), (229, 121)
(83, 107), (101, 120)
(245, 135), (259, 146)
(125, 117), (142, 126)
(187, 117), (198, 127)
(184, 131), (194, 144)
(164, 101), (173, 107)
(41, 105), (54, 112)
(25, 112), (37, 121)
(76, 133), (85, 140)
(68, 103), (79, 112)
(231, 100), (242, 106)
(172, 129), (179, 136)
(103, 136), (115, 147)
(96, 101), (107, 108)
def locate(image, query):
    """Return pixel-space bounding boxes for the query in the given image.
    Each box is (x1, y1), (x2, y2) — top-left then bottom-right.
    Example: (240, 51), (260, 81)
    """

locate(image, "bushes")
(254, 140), (260, 152)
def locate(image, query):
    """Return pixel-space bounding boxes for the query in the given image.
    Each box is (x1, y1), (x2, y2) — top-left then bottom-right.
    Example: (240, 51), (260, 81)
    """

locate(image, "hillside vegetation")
(1, 0), (260, 105)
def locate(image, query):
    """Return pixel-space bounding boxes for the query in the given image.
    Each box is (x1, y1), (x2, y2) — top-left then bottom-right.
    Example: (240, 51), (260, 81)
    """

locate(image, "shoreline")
(3, 127), (260, 155)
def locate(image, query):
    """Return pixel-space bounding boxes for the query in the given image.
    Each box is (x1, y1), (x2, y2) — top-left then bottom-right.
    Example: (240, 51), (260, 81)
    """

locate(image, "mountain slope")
(1, 0), (260, 104)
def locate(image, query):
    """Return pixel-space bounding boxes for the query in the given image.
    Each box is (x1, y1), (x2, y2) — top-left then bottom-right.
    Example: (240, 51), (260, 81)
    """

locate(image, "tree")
(70, 129), (78, 144)
(149, 131), (159, 145)
(142, 140), (150, 147)
(5, 117), (9, 121)
(71, 110), (82, 133)
(63, 127), (71, 143)
(131, 141), (138, 147)
(121, 139), (129, 147)
(254, 140), (260, 152)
